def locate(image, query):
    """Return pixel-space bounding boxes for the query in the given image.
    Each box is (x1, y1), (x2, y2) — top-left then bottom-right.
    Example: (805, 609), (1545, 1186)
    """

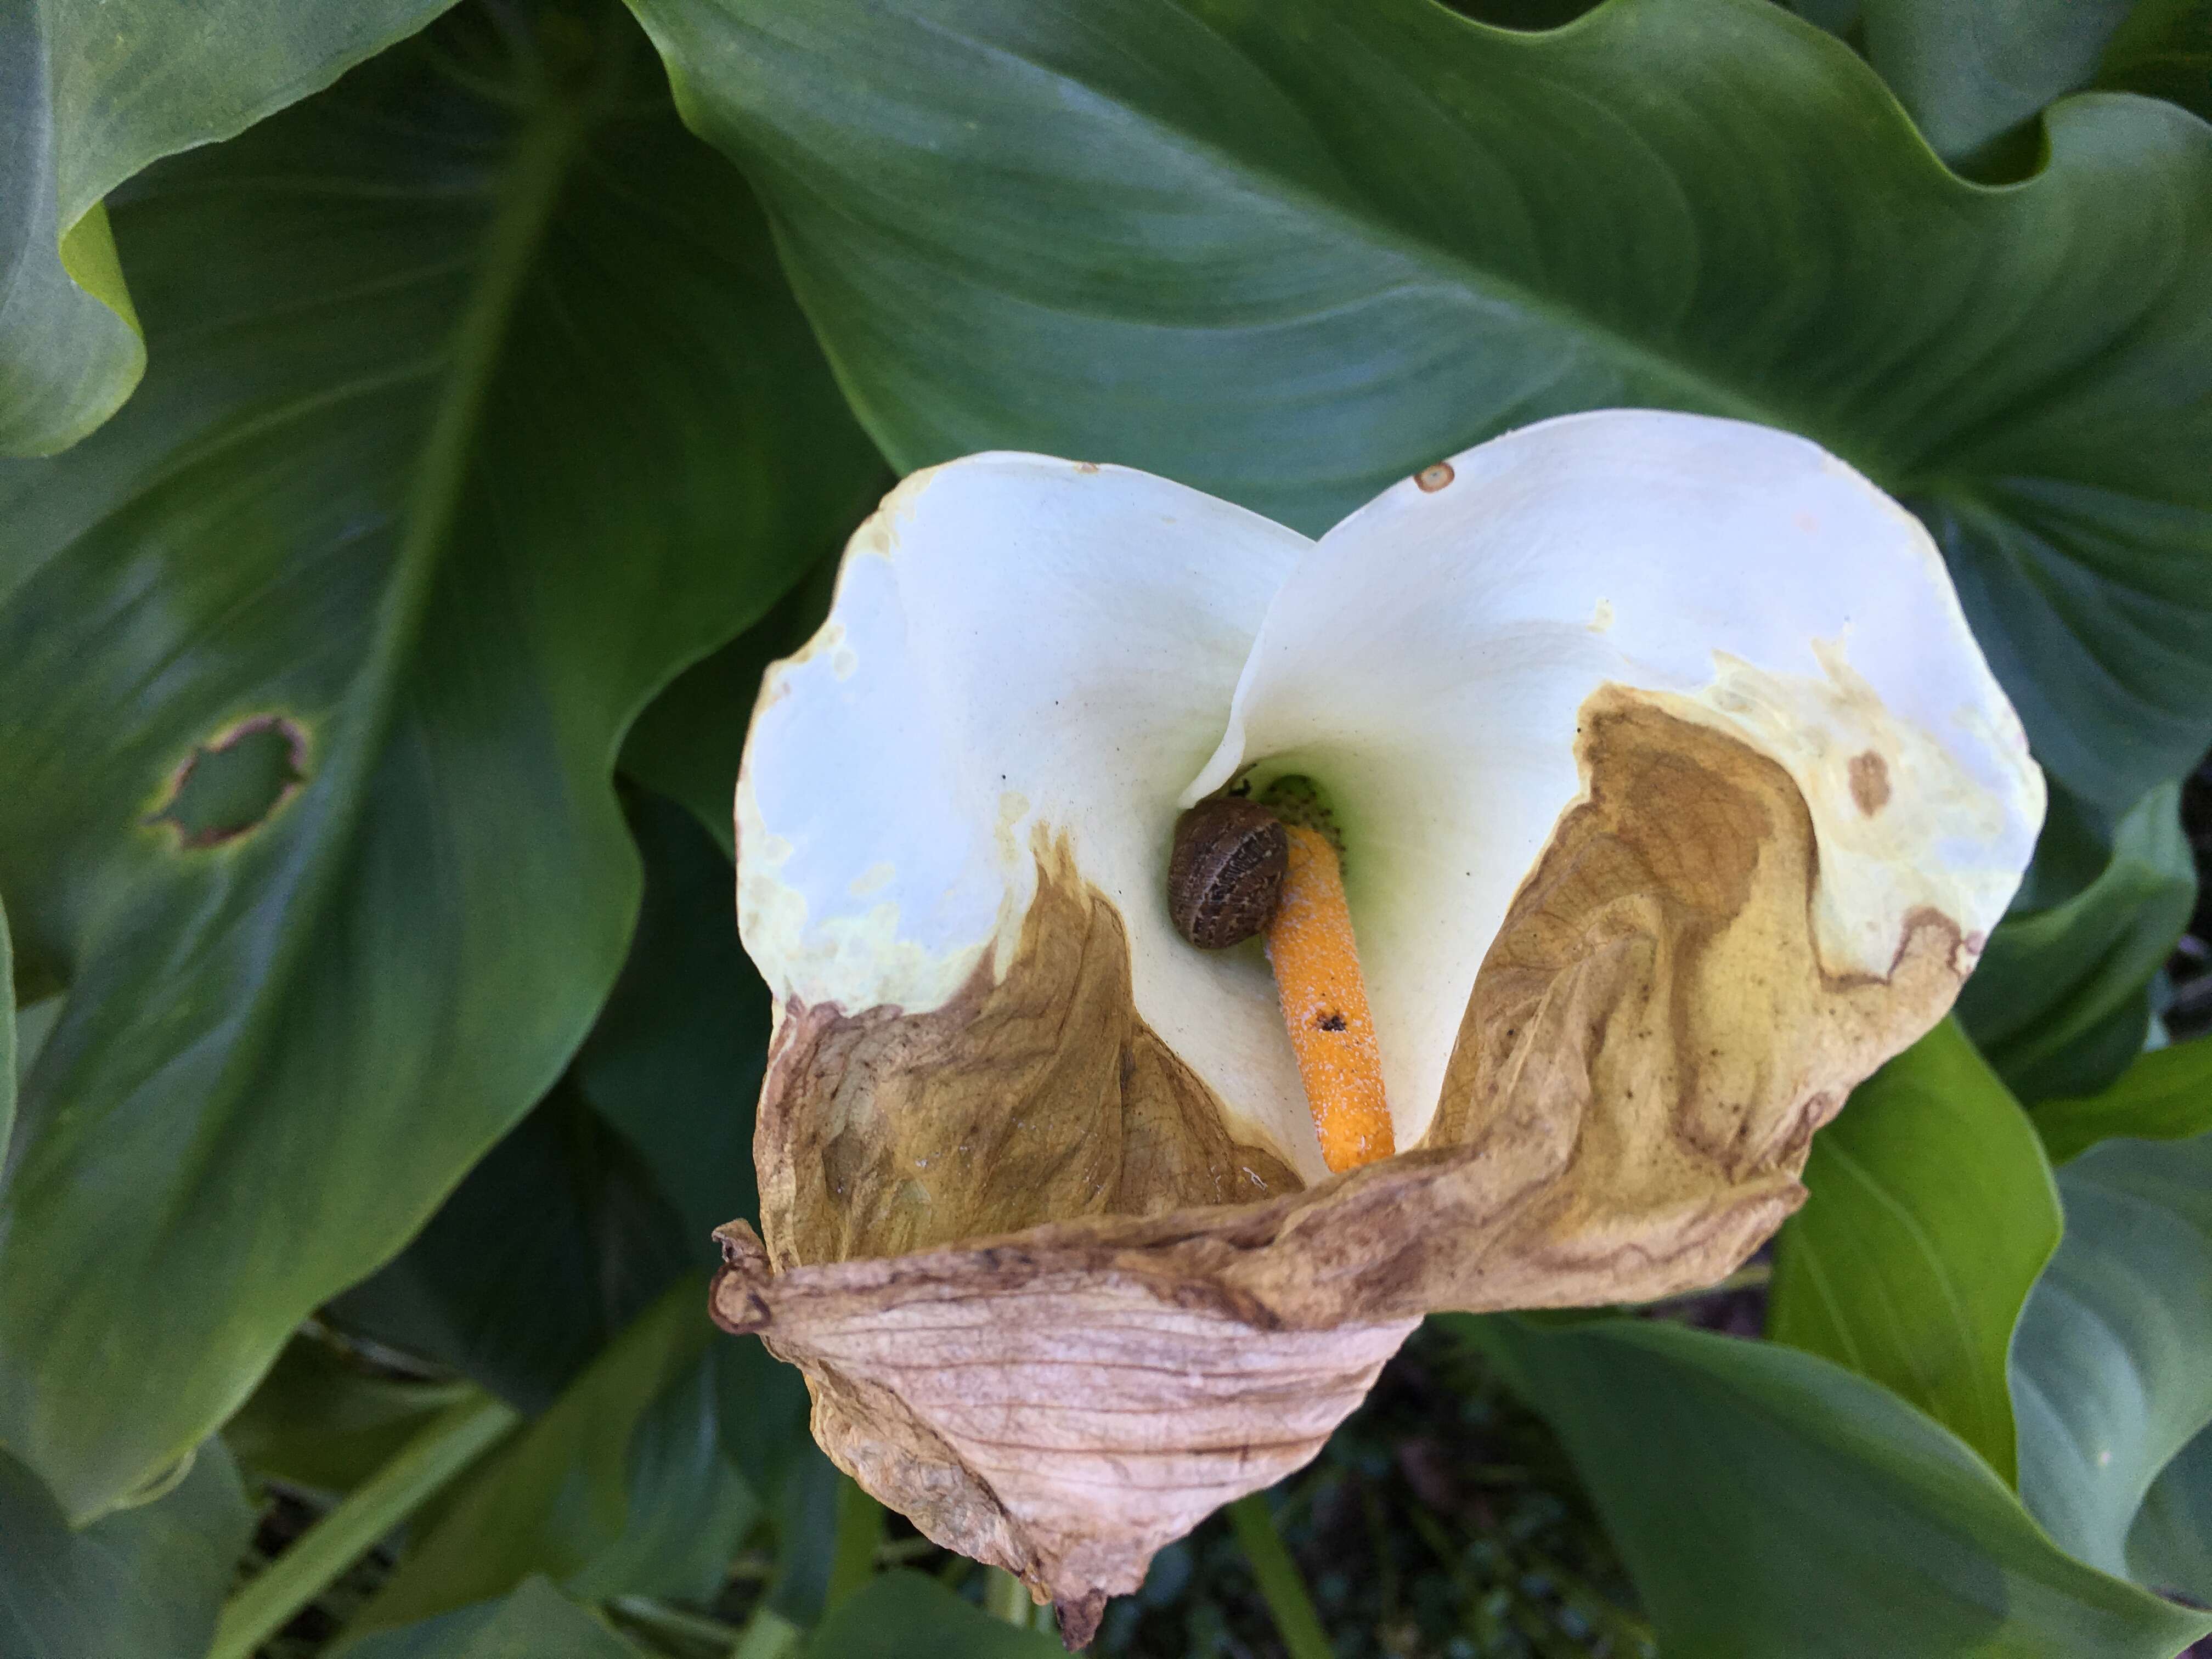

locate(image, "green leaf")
(623, 0), (2212, 818)
(574, 789), (770, 1261)
(1956, 781), (2197, 1101)
(0, 0), (879, 1523)
(345, 1276), (756, 1638)
(0, 0), (461, 456)
(2012, 1130), (2212, 1583)
(2100, 0), (2212, 123)
(2129, 1421), (2212, 1601)
(0, 1437), (255, 1659)
(764, 1442), (847, 1626)
(1768, 1019), (2060, 1484)
(1454, 1314), (2212, 1657)
(1854, 0), (2136, 165)
(223, 1333), (476, 1496)
(341, 1577), (644, 1659)
(326, 1077), (692, 1414)
(2030, 1035), (2212, 1164)
(798, 1572), (1068, 1659)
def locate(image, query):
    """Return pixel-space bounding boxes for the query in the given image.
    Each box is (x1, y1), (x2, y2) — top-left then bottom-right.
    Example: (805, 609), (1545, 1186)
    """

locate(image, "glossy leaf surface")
(0, 1438), (254, 1659)
(1853, 0), (2136, 163)
(626, 0), (2212, 817)
(2031, 1036), (2212, 1165)
(1457, 1314), (2211, 1657)
(1956, 781), (2197, 1102)
(0, 0), (459, 455)
(2013, 1131), (2212, 1582)
(2128, 1423), (2212, 1601)
(0, 1), (879, 1522)
(348, 1277), (755, 1634)
(1768, 1020), (2060, 1483)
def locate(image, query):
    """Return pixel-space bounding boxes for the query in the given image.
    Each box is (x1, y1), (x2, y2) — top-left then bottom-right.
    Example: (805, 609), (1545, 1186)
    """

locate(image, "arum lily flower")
(714, 410), (2042, 1644)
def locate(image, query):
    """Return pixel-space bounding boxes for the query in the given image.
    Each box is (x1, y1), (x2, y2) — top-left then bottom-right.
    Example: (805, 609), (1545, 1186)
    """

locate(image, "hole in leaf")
(150, 716), (307, 848)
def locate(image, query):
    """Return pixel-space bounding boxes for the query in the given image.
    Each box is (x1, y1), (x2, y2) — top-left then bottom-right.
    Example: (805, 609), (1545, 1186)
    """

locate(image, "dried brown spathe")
(714, 690), (1973, 1646)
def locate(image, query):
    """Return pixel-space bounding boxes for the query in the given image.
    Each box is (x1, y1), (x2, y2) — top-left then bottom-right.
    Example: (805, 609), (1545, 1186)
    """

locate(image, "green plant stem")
(729, 1605), (803, 1659)
(824, 1475), (886, 1611)
(983, 1567), (1035, 1627)
(208, 1389), (520, 1659)
(1228, 1493), (1334, 1659)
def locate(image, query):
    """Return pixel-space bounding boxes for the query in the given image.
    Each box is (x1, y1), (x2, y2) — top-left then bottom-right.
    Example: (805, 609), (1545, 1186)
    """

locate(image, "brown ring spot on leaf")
(1849, 749), (1891, 815)
(146, 714), (308, 849)
(1415, 461), (1455, 492)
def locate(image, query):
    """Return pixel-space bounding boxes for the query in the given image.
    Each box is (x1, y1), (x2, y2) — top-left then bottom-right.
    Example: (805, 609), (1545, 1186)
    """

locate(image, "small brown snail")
(1167, 798), (1288, 949)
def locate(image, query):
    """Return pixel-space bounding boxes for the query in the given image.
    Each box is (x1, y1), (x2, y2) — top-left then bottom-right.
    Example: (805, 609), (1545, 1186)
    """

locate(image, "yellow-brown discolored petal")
(720, 690), (1979, 1640)
(724, 416), (2041, 1643)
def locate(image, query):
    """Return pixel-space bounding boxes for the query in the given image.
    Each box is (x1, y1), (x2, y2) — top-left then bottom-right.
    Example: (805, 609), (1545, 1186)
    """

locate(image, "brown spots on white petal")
(1850, 749), (1892, 815)
(754, 836), (1299, 1273)
(1415, 461), (1455, 492)
(1420, 687), (1963, 1302)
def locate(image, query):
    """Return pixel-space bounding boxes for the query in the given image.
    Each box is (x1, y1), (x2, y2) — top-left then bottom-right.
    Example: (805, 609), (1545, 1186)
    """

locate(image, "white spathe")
(736, 411), (2044, 1182)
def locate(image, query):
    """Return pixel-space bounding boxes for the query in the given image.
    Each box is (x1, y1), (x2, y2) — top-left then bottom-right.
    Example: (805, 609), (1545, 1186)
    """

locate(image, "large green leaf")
(0, 0), (461, 456)
(0, 0), (880, 1524)
(2030, 1035), (2212, 1165)
(2100, 0), (2212, 123)
(1455, 1314), (2212, 1657)
(344, 1276), (756, 1639)
(2129, 1422), (2212, 1601)
(624, 0), (2212, 817)
(799, 1571), (1068, 1659)
(1768, 1019), (2060, 1483)
(1956, 781), (2197, 1101)
(1849, 0), (2137, 165)
(342, 1577), (644, 1659)
(2012, 1130), (2212, 1584)
(326, 1076), (692, 1414)
(0, 1437), (254, 1659)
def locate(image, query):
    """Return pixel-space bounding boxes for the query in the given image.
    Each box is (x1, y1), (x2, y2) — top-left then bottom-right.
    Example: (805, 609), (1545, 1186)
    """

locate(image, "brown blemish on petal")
(727, 692), (1973, 1633)
(1424, 690), (1961, 1285)
(1850, 749), (1892, 816)
(754, 834), (1300, 1272)
(1415, 461), (1455, 492)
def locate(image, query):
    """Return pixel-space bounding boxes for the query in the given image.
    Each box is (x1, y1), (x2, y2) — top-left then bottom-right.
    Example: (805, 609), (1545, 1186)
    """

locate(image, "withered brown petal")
(718, 691), (1974, 1640)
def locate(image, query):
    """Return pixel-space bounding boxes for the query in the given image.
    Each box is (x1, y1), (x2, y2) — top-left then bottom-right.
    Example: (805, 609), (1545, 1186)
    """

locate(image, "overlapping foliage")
(2, 0), (2209, 1654)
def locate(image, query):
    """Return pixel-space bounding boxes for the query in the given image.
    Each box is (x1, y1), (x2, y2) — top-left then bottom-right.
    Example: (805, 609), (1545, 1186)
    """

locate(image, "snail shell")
(1167, 798), (1288, 949)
